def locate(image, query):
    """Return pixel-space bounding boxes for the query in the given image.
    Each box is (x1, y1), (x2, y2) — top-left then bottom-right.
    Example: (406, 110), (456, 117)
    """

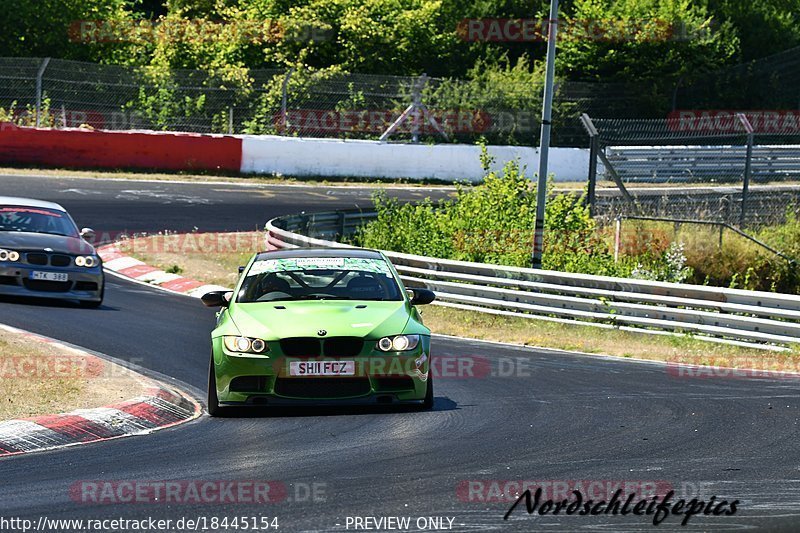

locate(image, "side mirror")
(408, 288), (436, 306)
(201, 290), (232, 308)
(80, 228), (96, 242)
(238, 266), (245, 274)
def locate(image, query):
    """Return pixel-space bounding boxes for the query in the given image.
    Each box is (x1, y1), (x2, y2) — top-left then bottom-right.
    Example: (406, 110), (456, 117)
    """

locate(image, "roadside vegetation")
(2, 0), (799, 135)
(0, 329), (146, 420)
(355, 149), (800, 294)
(5, 0), (798, 81)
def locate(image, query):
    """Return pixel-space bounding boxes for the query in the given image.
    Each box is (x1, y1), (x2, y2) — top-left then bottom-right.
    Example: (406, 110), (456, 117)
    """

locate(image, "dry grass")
(118, 232), (260, 288)
(420, 305), (800, 370)
(122, 231), (799, 369)
(0, 329), (148, 420)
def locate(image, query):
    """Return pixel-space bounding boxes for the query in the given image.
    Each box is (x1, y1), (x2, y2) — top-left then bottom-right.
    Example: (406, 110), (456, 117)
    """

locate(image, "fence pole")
(228, 106), (234, 134)
(531, 0), (559, 269)
(614, 216), (622, 263)
(580, 113), (599, 217)
(35, 57), (51, 127)
(736, 113), (754, 227)
(280, 68), (294, 134)
(411, 74), (428, 144)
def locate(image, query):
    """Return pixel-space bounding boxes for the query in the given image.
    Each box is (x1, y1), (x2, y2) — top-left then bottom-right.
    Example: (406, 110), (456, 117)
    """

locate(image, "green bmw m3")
(201, 248), (436, 416)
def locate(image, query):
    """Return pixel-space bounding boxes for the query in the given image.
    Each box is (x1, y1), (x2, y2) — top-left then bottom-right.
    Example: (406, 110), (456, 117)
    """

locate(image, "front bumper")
(0, 264), (104, 302)
(212, 337), (430, 405)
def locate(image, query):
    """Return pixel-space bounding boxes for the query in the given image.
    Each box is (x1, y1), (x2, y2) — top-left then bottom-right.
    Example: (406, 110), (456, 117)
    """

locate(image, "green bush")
(357, 148), (798, 294)
(358, 147), (659, 278)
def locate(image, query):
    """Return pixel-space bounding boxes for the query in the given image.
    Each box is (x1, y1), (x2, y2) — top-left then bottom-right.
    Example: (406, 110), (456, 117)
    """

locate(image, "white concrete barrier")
(240, 135), (590, 182)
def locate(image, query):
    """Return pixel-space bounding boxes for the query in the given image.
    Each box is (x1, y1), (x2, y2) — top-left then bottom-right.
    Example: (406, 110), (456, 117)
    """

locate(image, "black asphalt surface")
(0, 173), (453, 236)
(0, 175), (799, 532)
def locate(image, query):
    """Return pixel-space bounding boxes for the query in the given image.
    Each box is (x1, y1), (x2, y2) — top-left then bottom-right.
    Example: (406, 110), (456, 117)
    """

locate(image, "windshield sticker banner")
(248, 258), (391, 276)
(0, 207), (63, 218)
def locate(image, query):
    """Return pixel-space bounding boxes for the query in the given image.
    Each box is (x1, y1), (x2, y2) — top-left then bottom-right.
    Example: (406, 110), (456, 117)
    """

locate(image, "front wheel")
(207, 356), (224, 417)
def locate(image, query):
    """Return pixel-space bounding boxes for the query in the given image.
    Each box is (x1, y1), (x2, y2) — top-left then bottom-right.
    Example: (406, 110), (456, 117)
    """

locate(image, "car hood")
(0, 232), (94, 255)
(229, 300), (412, 340)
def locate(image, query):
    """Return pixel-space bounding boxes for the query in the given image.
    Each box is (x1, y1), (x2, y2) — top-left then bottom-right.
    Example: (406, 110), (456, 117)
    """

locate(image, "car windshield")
(0, 206), (79, 237)
(237, 256), (403, 303)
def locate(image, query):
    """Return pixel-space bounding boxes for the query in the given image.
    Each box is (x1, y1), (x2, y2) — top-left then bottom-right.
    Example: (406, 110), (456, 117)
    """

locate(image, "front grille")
(274, 378), (371, 398)
(374, 377), (416, 391)
(229, 376), (269, 393)
(280, 337), (321, 357)
(279, 337), (366, 357)
(0, 276), (17, 286)
(23, 279), (72, 292)
(323, 337), (364, 357)
(26, 253), (48, 266)
(50, 254), (71, 267)
(74, 281), (98, 291)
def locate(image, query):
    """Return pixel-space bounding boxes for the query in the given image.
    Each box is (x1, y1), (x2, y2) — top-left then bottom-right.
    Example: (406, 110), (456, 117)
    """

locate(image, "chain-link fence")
(583, 113), (800, 226)
(0, 56), (677, 146)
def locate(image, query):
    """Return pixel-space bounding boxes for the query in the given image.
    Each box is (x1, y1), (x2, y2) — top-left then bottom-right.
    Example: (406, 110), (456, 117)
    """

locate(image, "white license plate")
(289, 361), (355, 376)
(30, 271), (68, 282)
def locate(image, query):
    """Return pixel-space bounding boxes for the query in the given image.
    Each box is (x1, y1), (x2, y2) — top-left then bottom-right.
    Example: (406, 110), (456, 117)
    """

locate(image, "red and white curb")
(0, 324), (201, 458)
(97, 243), (228, 298)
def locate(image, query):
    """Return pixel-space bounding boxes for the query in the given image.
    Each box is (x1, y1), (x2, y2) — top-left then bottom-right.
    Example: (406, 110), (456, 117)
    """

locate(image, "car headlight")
(0, 249), (20, 262)
(223, 336), (269, 354)
(376, 334), (420, 352)
(75, 255), (99, 267)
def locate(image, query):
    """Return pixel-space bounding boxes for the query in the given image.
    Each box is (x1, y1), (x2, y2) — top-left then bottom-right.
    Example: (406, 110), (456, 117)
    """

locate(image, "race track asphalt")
(0, 174), (799, 532)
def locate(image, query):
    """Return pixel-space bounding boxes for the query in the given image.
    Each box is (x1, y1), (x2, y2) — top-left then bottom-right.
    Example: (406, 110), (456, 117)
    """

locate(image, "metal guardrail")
(265, 209), (800, 350)
(606, 145), (800, 184)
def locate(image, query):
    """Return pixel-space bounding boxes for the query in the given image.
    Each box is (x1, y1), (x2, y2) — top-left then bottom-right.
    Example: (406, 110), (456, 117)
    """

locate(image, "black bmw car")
(0, 196), (104, 307)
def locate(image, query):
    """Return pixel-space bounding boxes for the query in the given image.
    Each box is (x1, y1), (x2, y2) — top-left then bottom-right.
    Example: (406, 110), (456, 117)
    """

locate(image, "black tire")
(420, 373), (434, 411)
(79, 283), (104, 308)
(207, 355), (224, 417)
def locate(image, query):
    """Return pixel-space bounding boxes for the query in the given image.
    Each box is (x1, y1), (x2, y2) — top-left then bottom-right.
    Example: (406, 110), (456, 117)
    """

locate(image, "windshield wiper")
(13, 230), (73, 237)
(258, 295), (353, 302)
(296, 295), (352, 301)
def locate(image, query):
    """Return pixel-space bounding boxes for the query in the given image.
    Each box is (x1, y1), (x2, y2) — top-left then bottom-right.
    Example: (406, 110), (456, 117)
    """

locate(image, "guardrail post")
(337, 211), (346, 240)
(736, 113), (754, 228)
(580, 114), (599, 217)
(35, 57), (51, 127)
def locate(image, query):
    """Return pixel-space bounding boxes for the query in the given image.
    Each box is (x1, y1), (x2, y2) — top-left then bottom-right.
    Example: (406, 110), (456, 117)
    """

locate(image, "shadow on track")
(0, 294), (115, 311)
(210, 397), (458, 419)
